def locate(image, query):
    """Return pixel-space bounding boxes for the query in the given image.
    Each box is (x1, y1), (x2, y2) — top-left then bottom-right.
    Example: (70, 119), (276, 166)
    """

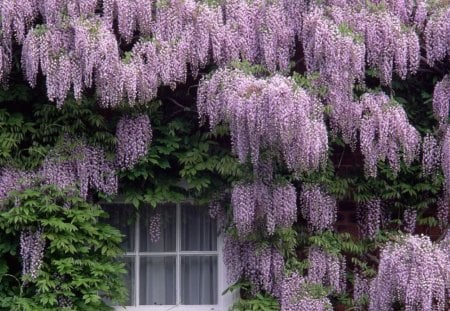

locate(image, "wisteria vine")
(0, 0), (449, 310)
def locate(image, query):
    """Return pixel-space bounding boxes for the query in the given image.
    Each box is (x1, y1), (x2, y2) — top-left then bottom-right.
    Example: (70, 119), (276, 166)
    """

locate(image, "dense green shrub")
(0, 185), (126, 311)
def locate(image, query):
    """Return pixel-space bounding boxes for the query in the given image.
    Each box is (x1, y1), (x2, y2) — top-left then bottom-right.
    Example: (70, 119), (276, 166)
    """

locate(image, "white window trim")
(112, 203), (237, 311)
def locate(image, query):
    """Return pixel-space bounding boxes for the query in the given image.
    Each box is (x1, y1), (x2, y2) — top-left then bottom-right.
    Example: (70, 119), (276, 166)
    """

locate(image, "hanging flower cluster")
(307, 247), (346, 293)
(279, 272), (332, 311)
(0, 0), (449, 108)
(353, 272), (370, 311)
(20, 228), (45, 279)
(3, 0), (302, 105)
(359, 93), (420, 177)
(0, 168), (35, 202)
(115, 114), (152, 170)
(302, 6), (365, 145)
(421, 133), (441, 176)
(442, 128), (450, 197)
(402, 208), (417, 234)
(231, 182), (297, 237)
(223, 237), (284, 296)
(369, 234), (450, 311)
(198, 68), (328, 173)
(424, 7), (450, 66)
(299, 184), (337, 233)
(357, 199), (382, 239)
(432, 75), (450, 130)
(436, 196), (449, 229)
(364, 11), (420, 85)
(39, 140), (117, 198)
(148, 213), (161, 243)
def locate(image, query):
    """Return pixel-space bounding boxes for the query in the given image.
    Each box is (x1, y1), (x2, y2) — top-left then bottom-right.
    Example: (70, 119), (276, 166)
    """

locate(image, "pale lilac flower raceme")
(0, 168), (36, 204)
(442, 128), (450, 198)
(231, 181), (297, 237)
(436, 197), (449, 229)
(148, 213), (161, 243)
(359, 93), (420, 177)
(197, 68), (328, 174)
(20, 228), (45, 279)
(279, 272), (333, 311)
(432, 75), (450, 130)
(299, 184), (337, 233)
(424, 7), (450, 67)
(369, 234), (450, 311)
(302, 7), (364, 145)
(223, 237), (285, 296)
(40, 140), (117, 199)
(357, 199), (381, 239)
(115, 114), (152, 170)
(402, 208), (417, 234)
(421, 133), (441, 177)
(307, 247), (346, 293)
(353, 272), (370, 311)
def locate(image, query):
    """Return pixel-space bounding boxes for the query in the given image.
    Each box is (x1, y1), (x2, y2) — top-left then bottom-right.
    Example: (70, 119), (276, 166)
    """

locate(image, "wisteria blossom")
(422, 133), (441, 176)
(20, 229), (45, 279)
(442, 128), (450, 197)
(115, 114), (152, 169)
(369, 234), (450, 311)
(231, 181), (297, 236)
(148, 213), (161, 243)
(357, 199), (382, 239)
(0, 168), (35, 202)
(432, 75), (450, 129)
(299, 184), (337, 233)
(198, 69), (328, 173)
(223, 237), (284, 296)
(38, 140), (117, 198)
(307, 247), (346, 293)
(402, 208), (417, 234)
(359, 93), (420, 177)
(279, 272), (332, 311)
(353, 272), (370, 311)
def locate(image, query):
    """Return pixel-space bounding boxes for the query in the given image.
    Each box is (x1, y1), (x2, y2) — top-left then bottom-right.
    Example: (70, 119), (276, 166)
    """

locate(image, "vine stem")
(436, 223), (450, 243)
(1, 274), (24, 296)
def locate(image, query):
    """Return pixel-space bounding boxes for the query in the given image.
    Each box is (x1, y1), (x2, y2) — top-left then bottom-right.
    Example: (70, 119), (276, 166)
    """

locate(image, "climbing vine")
(0, 1), (449, 311)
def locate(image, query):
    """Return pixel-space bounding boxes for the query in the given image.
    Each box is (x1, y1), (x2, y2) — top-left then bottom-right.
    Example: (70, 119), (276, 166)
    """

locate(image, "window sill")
(114, 305), (221, 311)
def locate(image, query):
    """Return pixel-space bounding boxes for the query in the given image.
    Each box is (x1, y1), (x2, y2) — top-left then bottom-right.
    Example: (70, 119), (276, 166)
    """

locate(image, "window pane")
(102, 204), (135, 252)
(124, 257), (135, 306)
(181, 256), (218, 305)
(139, 256), (176, 305)
(181, 204), (217, 251)
(140, 204), (176, 252)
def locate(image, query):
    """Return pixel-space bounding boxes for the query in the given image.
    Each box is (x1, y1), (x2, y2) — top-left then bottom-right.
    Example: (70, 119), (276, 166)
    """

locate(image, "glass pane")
(181, 204), (217, 251)
(140, 204), (176, 252)
(139, 256), (176, 305)
(124, 257), (135, 306)
(181, 256), (218, 305)
(102, 203), (135, 252)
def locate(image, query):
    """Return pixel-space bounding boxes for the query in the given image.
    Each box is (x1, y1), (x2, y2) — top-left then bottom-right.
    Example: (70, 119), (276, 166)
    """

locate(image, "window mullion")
(176, 203), (181, 306)
(135, 213), (140, 306)
(176, 204), (181, 305)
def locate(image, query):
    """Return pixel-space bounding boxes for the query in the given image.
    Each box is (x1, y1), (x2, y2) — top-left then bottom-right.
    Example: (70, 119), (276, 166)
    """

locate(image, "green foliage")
(120, 111), (244, 208)
(231, 293), (279, 311)
(0, 109), (34, 167)
(0, 185), (127, 311)
(292, 72), (328, 98)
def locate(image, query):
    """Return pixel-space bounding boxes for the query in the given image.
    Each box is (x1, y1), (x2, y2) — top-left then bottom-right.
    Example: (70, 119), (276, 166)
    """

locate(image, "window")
(103, 202), (235, 311)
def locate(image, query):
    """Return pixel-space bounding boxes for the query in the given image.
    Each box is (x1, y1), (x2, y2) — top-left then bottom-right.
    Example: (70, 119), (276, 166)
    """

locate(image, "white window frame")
(111, 203), (237, 311)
